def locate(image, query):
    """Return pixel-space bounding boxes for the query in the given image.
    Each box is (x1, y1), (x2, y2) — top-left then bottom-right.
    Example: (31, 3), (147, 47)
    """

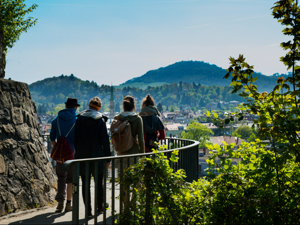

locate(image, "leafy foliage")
(181, 121), (214, 148)
(0, 0), (38, 77)
(116, 1), (300, 224)
(232, 125), (256, 139)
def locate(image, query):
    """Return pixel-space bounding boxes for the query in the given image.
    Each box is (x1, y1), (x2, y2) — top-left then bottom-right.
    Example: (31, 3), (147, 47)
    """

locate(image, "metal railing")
(61, 137), (199, 225)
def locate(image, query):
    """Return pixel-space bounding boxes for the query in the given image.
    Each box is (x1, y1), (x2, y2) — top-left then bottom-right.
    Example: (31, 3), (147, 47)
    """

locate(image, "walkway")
(0, 181), (120, 225)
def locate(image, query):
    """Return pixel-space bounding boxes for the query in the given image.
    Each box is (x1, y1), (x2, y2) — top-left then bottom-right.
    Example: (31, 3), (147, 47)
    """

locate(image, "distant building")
(229, 101), (239, 107)
(210, 135), (244, 148)
(164, 123), (188, 137)
(205, 102), (218, 110)
(109, 85), (115, 119)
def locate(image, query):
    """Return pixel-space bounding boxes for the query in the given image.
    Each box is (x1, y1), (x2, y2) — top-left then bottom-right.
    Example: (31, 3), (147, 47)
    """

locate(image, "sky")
(6, 0), (290, 85)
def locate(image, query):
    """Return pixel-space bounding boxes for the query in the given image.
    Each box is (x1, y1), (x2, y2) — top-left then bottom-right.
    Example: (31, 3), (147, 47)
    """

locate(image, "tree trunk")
(0, 26), (4, 79)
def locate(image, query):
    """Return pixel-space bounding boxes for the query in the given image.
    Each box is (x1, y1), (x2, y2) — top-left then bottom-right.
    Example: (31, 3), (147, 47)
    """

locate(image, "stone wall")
(0, 79), (57, 216)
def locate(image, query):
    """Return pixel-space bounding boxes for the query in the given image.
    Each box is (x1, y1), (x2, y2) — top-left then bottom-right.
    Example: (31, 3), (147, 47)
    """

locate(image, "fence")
(59, 137), (199, 225)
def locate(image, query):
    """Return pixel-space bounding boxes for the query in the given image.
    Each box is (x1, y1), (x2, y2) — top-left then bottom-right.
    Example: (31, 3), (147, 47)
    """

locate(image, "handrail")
(58, 137), (199, 225)
(61, 138), (199, 171)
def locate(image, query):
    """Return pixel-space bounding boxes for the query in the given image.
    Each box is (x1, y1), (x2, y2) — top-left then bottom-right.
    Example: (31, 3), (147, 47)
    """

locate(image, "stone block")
(6, 192), (18, 212)
(16, 83), (23, 93)
(8, 163), (16, 177)
(0, 92), (12, 108)
(7, 177), (22, 195)
(0, 155), (5, 174)
(2, 139), (17, 150)
(2, 124), (15, 136)
(11, 92), (24, 108)
(15, 124), (30, 140)
(22, 98), (32, 114)
(0, 108), (11, 121)
(12, 108), (24, 125)
(1, 80), (10, 91)
(34, 166), (44, 180)
(20, 144), (33, 162)
(0, 197), (6, 216)
(9, 82), (16, 92)
(30, 129), (39, 141)
(15, 190), (33, 210)
(27, 143), (37, 153)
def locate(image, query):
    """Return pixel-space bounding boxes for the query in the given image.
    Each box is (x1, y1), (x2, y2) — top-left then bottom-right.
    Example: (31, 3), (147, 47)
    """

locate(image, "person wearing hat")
(50, 97), (80, 212)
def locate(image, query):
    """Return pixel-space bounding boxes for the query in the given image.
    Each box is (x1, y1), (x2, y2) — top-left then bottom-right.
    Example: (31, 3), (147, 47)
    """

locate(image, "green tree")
(232, 125), (253, 139)
(181, 121), (214, 148)
(0, 0), (38, 78)
(157, 102), (163, 112)
(247, 133), (256, 142)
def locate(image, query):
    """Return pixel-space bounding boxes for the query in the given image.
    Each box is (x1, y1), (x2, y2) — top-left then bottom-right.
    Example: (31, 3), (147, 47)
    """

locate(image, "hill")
(119, 61), (286, 92)
(29, 74), (111, 105)
(29, 74), (245, 115)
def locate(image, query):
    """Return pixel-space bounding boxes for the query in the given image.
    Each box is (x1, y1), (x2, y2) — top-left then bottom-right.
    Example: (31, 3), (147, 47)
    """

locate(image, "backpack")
(140, 112), (164, 151)
(110, 117), (134, 154)
(50, 118), (75, 163)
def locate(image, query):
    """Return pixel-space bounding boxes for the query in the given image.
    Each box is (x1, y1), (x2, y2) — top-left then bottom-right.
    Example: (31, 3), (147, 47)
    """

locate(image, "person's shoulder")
(51, 116), (58, 124)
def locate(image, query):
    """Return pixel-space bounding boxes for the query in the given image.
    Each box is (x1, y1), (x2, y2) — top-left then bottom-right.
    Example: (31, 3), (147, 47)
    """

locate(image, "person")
(139, 94), (165, 152)
(50, 97), (80, 212)
(114, 95), (145, 156)
(74, 97), (111, 217)
(113, 95), (145, 208)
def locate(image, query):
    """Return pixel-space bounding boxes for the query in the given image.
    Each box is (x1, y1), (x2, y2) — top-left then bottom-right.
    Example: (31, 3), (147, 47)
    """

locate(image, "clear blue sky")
(6, 0), (289, 85)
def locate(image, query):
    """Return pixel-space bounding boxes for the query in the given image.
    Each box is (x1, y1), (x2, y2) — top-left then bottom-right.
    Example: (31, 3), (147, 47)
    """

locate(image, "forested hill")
(29, 74), (111, 104)
(121, 61), (283, 92)
(29, 74), (245, 114)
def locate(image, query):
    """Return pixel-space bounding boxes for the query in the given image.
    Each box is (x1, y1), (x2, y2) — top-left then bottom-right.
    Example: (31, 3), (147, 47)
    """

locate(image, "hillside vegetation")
(29, 61), (290, 113)
(30, 74), (244, 114)
(120, 61), (288, 92)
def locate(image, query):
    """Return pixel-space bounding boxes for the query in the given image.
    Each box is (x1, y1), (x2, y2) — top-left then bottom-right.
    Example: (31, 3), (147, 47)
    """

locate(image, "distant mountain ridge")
(120, 61), (287, 92)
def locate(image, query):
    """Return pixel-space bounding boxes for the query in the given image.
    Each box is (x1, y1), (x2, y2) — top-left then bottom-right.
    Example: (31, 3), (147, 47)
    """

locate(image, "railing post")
(103, 160), (107, 225)
(145, 163), (153, 225)
(72, 162), (80, 225)
(84, 162), (89, 225)
(111, 159), (115, 225)
(94, 161), (99, 225)
(119, 159), (123, 214)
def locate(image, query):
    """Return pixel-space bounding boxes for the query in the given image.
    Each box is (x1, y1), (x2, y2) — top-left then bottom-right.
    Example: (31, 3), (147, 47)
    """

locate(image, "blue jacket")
(50, 108), (77, 150)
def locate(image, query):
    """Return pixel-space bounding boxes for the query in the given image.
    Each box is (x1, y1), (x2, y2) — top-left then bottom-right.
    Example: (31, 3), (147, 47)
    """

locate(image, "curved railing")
(61, 137), (199, 225)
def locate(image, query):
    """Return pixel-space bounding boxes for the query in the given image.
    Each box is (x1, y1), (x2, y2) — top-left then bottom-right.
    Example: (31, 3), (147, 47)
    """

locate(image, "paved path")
(0, 181), (120, 225)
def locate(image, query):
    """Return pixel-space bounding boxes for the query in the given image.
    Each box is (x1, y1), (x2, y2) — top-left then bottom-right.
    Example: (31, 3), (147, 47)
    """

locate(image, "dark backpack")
(140, 112), (164, 151)
(50, 118), (75, 163)
(110, 116), (135, 154)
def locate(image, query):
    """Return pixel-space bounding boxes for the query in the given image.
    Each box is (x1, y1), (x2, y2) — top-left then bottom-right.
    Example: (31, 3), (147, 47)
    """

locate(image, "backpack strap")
(57, 118), (61, 137)
(66, 123), (76, 138)
(57, 117), (75, 138)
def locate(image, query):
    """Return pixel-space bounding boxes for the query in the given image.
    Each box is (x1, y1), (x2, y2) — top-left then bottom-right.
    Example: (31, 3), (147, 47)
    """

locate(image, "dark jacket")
(140, 106), (165, 152)
(74, 109), (111, 174)
(50, 108), (77, 150)
(115, 113), (145, 155)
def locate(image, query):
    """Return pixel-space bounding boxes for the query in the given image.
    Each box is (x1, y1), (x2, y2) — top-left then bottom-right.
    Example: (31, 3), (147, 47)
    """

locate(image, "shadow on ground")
(0, 212), (113, 225)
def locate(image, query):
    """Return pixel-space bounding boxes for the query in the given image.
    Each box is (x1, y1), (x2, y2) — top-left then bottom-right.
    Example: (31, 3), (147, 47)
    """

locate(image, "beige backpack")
(110, 117), (134, 154)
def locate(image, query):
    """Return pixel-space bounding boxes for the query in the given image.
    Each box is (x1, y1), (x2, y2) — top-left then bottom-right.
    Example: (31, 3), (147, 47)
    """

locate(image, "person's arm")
(74, 119), (79, 154)
(158, 129), (166, 140)
(50, 118), (57, 147)
(99, 119), (111, 161)
(137, 116), (145, 153)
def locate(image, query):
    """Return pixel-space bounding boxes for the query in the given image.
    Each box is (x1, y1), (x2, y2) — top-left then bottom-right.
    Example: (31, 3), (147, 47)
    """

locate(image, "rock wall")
(0, 79), (56, 216)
